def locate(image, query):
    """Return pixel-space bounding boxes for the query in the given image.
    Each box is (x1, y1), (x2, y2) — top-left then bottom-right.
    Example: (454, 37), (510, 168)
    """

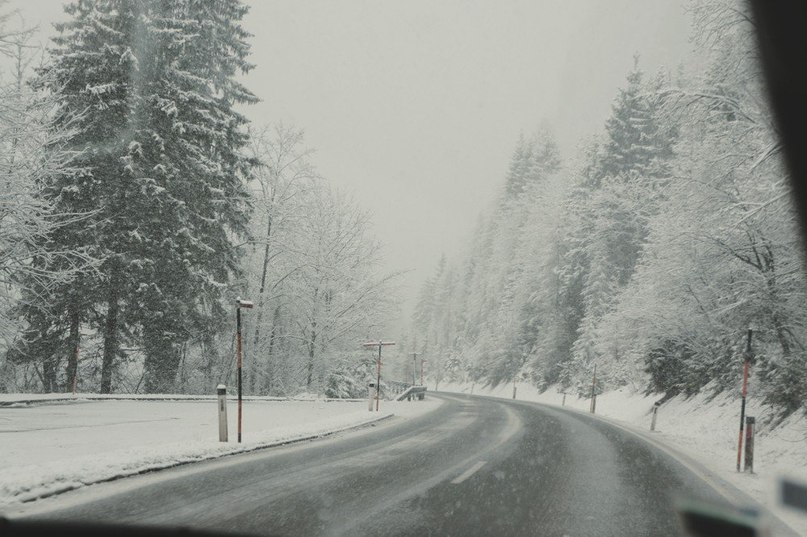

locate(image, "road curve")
(5, 393), (794, 537)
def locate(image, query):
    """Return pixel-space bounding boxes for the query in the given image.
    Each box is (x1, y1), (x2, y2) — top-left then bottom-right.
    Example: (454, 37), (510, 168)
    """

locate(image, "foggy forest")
(0, 0), (804, 423)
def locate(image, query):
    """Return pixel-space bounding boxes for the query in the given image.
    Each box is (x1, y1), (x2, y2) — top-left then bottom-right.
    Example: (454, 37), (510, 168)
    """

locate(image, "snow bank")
(0, 392), (364, 406)
(0, 397), (440, 506)
(438, 381), (807, 536)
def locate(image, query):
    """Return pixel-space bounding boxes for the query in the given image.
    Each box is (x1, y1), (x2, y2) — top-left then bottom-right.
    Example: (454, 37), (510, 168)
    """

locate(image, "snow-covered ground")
(0, 395), (441, 506)
(0, 392), (356, 404)
(438, 380), (807, 536)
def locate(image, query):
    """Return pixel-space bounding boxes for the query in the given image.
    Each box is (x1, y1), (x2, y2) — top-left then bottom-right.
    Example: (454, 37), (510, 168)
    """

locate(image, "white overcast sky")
(9, 0), (693, 327)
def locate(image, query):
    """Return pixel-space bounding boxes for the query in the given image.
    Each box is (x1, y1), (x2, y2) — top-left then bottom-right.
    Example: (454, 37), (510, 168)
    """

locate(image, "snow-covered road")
(438, 380), (807, 536)
(0, 397), (441, 505)
(4, 393), (799, 537)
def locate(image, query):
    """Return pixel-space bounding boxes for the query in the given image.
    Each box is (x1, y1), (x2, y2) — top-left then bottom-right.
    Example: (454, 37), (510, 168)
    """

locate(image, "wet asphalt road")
(5, 393), (785, 536)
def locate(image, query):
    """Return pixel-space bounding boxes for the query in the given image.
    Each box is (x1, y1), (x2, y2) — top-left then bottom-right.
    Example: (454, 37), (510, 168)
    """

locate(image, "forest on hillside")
(2, 0), (806, 416)
(411, 0), (807, 418)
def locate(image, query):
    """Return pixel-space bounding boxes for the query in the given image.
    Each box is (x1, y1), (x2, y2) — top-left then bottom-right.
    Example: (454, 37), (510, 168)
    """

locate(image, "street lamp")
(236, 298), (253, 443)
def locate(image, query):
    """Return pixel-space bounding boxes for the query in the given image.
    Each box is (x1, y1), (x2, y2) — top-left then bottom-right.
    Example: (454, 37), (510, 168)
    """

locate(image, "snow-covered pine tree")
(569, 60), (677, 386)
(503, 129), (560, 202)
(598, 57), (675, 184)
(122, 0), (257, 392)
(0, 12), (102, 394)
(19, 0), (140, 394)
(28, 0), (256, 393)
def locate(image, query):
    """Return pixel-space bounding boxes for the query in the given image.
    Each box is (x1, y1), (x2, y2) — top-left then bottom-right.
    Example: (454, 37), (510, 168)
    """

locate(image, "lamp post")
(236, 298), (253, 443)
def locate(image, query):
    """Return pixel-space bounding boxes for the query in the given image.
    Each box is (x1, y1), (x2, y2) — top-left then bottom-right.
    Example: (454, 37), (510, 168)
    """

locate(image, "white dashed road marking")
(451, 460), (487, 484)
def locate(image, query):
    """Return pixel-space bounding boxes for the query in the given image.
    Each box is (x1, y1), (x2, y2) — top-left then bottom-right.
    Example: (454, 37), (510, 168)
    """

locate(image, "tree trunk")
(306, 325), (317, 389)
(760, 244), (792, 358)
(177, 343), (187, 392)
(305, 284), (320, 390)
(250, 217), (273, 394)
(201, 331), (219, 389)
(266, 305), (281, 395)
(247, 341), (258, 394)
(143, 326), (182, 393)
(253, 218), (272, 348)
(65, 301), (80, 392)
(772, 312), (792, 357)
(42, 355), (59, 392)
(100, 271), (120, 394)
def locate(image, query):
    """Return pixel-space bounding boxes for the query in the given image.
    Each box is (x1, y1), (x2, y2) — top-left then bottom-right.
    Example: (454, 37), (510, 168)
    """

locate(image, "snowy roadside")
(0, 397), (441, 507)
(438, 381), (807, 536)
(0, 392), (364, 406)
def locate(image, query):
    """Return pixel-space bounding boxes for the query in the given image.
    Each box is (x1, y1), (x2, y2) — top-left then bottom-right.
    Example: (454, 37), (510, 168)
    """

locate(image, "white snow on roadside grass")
(0, 392), (363, 404)
(438, 381), (807, 536)
(0, 397), (441, 507)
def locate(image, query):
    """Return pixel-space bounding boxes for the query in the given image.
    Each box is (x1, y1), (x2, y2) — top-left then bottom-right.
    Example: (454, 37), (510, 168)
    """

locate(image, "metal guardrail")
(385, 380), (412, 395)
(385, 380), (427, 400)
(395, 385), (427, 401)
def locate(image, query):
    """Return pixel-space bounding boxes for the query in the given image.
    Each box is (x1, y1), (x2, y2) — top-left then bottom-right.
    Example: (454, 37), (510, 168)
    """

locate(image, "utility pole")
(362, 340), (395, 411)
(236, 298), (253, 443)
(736, 328), (754, 471)
(410, 352), (418, 385)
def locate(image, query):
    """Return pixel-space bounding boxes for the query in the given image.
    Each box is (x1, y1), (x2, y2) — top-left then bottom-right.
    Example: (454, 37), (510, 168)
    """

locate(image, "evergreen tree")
(569, 61), (677, 385)
(0, 18), (97, 392)
(31, 0), (142, 393)
(504, 129), (560, 201)
(25, 0), (256, 393)
(598, 57), (675, 183)
(129, 0), (257, 392)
